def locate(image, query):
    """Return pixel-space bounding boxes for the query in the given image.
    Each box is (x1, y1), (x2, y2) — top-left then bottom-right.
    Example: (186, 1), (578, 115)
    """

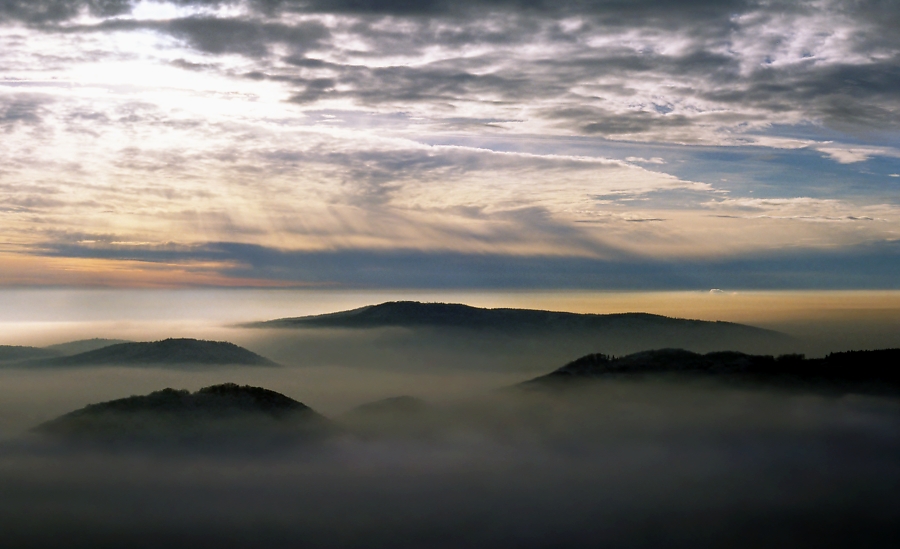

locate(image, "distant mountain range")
(247, 301), (780, 334)
(29, 339), (278, 368)
(246, 301), (794, 355)
(524, 348), (900, 393)
(44, 338), (131, 356)
(34, 383), (328, 444)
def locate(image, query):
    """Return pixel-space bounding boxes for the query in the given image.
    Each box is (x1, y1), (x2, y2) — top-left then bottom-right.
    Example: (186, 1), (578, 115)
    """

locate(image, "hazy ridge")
(0, 345), (58, 362)
(30, 338), (278, 368)
(43, 338), (131, 356)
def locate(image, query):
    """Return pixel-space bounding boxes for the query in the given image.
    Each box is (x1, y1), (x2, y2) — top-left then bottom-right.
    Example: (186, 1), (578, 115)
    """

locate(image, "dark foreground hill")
(34, 383), (330, 446)
(525, 348), (900, 394)
(32, 338), (277, 368)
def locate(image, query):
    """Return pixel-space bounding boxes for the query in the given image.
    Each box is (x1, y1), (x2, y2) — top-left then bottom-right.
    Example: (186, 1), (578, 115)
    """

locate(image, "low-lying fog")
(2, 383), (899, 548)
(1, 289), (898, 546)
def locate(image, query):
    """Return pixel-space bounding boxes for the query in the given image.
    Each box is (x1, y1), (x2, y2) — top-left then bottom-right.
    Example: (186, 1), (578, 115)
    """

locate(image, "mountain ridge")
(243, 301), (794, 356)
(246, 301), (788, 339)
(246, 301), (778, 332)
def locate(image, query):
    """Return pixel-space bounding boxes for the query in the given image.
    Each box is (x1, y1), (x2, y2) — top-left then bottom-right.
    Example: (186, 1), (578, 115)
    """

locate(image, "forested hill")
(525, 348), (900, 393)
(33, 383), (329, 443)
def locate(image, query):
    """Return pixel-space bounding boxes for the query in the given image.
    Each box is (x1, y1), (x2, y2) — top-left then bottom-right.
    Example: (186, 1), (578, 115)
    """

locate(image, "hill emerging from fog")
(33, 339), (277, 368)
(246, 301), (795, 357)
(525, 348), (900, 394)
(251, 301), (787, 336)
(34, 383), (329, 444)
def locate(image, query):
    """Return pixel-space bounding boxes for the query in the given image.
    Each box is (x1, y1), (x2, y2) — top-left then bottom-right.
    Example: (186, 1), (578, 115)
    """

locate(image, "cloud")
(0, 94), (47, 129)
(1, 1), (899, 288)
(814, 144), (900, 163)
(25, 238), (900, 289)
(704, 196), (897, 223)
(3, 0), (898, 144)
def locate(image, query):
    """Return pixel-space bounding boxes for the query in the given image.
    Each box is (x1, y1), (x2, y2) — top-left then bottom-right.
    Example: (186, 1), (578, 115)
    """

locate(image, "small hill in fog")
(340, 396), (433, 438)
(34, 383), (330, 444)
(344, 396), (429, 420)
(33, 338), (277, 367)
(0, 345), (58, 363)
(44, 338), (131, 356)
(525, 348), (900, 394)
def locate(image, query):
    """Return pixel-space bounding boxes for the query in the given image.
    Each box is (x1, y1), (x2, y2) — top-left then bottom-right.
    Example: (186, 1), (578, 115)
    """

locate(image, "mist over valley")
(0, 297), (898, 547)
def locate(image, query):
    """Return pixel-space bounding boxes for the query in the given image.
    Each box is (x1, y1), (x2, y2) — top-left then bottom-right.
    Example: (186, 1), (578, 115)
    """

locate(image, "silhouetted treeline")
(528, 348), (900, 392)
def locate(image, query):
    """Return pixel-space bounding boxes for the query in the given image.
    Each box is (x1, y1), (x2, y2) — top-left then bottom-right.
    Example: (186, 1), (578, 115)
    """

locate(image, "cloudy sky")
(1, 0), (899, 289)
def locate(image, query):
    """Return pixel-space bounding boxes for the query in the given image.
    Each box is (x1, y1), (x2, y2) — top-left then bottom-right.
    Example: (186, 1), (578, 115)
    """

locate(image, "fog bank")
(2, 382), (898, 548)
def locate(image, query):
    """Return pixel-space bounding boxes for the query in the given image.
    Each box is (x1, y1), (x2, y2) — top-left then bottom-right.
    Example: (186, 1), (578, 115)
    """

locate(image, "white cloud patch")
(814, 145), (900, 164)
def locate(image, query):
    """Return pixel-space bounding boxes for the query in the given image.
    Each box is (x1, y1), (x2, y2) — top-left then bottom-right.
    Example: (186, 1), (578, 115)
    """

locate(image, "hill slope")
(0, 345), (58, 363)
(34, 338), (277, 367)
(44, 338), (131, 356)
(525, 348), (900, 393)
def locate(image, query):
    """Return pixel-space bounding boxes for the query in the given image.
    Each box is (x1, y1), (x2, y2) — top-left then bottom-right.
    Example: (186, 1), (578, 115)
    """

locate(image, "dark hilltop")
(34, 383), (330, 446)
(525, 348), (900, 395)
(31, 338), (278, 368)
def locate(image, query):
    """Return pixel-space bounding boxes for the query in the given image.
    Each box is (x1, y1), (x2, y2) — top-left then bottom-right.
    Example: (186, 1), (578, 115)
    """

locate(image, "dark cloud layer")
(3, 0), (900, 289)
(3, 1), (899, 141)
(1, 1), (759, 22)
(35, 239), (900, 289)
(0, 95), (46, 129)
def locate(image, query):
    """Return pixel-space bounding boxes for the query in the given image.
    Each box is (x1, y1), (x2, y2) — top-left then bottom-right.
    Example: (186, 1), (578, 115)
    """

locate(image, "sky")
(1, 0), (899, 289)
